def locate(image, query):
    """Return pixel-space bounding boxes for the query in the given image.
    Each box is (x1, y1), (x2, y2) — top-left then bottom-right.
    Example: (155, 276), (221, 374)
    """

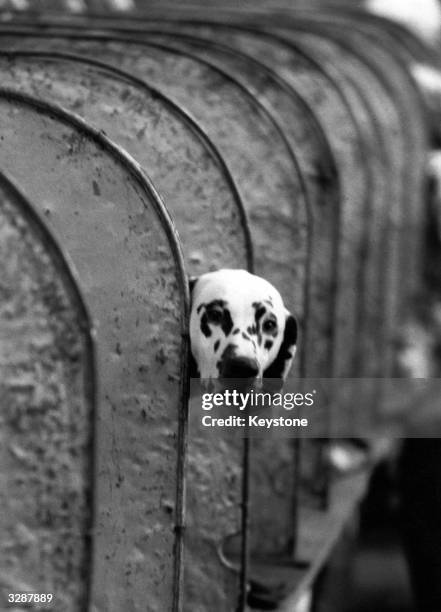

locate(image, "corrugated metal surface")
(0, 89), (188, 612)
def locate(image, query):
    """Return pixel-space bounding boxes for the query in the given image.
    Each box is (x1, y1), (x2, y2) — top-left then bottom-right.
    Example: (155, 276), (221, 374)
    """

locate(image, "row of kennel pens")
(0, 5), (436, 611)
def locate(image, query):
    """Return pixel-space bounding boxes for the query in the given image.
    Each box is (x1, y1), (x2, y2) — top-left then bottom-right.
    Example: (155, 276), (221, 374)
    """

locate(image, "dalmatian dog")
(189, 268), (298, 609)
(189, 269), (297, 382)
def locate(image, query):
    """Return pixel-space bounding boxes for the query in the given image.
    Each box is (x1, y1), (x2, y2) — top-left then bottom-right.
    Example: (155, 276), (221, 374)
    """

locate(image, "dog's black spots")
(264, 340), (273, 351)
(242, 332), (251, 341)
(233, 329), (240, 335)
(203, 299), (234, 336)
(253, 303), (267, 348)
(264, 298), (273, 308)
(200, 313), (211, 338)
(196, 303), (205, 314)
(214, 340), (220, 352)
(252, 301), (267, 323)
(263, 315), (298, 379)
(221, 308), (234, 336)
(247, 325), (257, 336)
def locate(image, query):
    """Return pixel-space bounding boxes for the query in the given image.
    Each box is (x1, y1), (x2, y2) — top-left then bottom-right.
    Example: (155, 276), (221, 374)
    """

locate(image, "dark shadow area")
(348, 463), (415, 612)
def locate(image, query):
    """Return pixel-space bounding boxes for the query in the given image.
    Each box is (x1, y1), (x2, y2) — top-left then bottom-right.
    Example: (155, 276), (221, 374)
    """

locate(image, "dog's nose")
(221, 356), (259, 378)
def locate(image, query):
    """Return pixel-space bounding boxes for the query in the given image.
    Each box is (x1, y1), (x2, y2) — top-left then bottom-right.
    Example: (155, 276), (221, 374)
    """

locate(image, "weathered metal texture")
(134, 29), (341, 559)
(263, 22), (405, 510)
(0, 3), (429, 374)
(106, 32), (313, 561)
(229, 9), (429, 325)
(139, 19), (395, 380)
(0, 170), (95, 611)
(0, 22), (369, 560)
(120, 19), (370, 533)
(154, 6), (428, 370)
(228, 9), (429, 382)
(142, 25), (370, 379)
(0, 90), (188, 612)
(139, 30), (339, 379)
(0, 35), (301, 610)
(0, 50), (255, 608)
(274, 28), (396, 380)
(131, 22), (373, 555)
(85, 38), (311, 609)
(0, 30), (309, 350)
(85, 21), (371, 555)
(42, 9), (429, 337)
(17, 18), (336, 378)
(139, 23), (395, 386)
(0, 51), (250, 277)
(268, 12), (430, 329)
(280, 19), (428, 380)
(0, 38), (257, 612)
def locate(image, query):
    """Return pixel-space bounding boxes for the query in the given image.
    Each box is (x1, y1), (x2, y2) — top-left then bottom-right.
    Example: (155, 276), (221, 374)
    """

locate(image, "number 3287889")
(8, 593), (54, 604)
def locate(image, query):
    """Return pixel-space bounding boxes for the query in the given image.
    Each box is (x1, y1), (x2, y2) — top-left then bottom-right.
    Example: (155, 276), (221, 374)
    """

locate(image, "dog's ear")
(263, 312), (298, 380)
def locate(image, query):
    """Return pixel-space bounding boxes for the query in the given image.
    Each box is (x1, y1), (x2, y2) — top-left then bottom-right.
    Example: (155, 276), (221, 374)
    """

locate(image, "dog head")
(189, 269), (297, 381)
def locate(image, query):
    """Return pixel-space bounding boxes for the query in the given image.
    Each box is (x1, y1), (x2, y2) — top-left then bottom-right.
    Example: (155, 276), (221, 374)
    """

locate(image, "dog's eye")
(263, 319), (277, 333)
(207, 308), (223, 324)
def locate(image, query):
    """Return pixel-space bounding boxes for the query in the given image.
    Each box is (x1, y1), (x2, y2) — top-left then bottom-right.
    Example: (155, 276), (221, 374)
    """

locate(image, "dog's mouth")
(219, 356), (260, 379)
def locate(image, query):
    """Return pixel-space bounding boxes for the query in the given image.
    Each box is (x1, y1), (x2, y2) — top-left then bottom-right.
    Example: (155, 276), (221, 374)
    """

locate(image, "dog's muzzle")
(220, 356), (259, 379)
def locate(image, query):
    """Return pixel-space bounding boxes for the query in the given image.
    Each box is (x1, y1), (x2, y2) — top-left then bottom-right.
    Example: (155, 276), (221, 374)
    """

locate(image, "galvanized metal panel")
(280, 18), (427, 380)
(135, 9), (430, 336)
(0, 31), (309, 329)
(0, 51), (255, 609)
(129, 8), (427, 419)
(9, 19), (336, 379)
(0, 38), (257, 612)
(263, 22), (407, 516)
(106, 22), (370, 379)
(0, 171), (95, 612)
(0, 51), (251, 277)
(273, 29), (393, 378)
(3, 9), (427, 372)
(44, 9), (427, 366)
(126, 21), (370, 550)
(139, 30), (340, 380)
(254, 12), (428, 381)
(136, 23), (404, 433)
(59, 20), (369, 561)
(0, 31), (310, 608)
(0, 89), (188, 612)
(2, 0), (428, 377)
(133, 29), (339, 564)
(197, 8), (428, 378)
